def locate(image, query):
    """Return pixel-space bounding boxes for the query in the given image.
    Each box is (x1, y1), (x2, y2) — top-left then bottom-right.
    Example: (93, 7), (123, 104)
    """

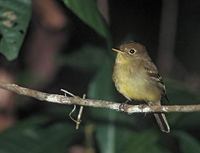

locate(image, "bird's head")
(112, 42), (150, 63)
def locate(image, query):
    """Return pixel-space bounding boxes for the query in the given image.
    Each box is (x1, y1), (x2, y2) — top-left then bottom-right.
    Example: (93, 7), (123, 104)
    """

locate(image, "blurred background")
(0, 0), (200, 153)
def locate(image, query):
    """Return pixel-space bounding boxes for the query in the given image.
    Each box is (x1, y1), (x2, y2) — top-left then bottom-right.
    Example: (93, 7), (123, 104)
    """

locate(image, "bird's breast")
(113, 62), (162, 102)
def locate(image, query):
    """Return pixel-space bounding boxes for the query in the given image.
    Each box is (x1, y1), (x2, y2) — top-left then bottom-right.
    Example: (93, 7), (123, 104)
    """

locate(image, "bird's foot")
(119, 100), (129, 111)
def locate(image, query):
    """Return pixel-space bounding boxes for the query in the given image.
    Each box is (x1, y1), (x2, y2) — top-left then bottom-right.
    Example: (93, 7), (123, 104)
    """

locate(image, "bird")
(112, 41), (170, 133)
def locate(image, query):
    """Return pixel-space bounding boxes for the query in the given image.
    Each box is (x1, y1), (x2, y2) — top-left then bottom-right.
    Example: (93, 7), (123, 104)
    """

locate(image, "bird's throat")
(116, 53), (132, 64)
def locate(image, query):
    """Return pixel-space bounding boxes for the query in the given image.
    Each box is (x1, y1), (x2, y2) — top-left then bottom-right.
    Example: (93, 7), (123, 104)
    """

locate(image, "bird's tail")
(154, 113), (170, 133)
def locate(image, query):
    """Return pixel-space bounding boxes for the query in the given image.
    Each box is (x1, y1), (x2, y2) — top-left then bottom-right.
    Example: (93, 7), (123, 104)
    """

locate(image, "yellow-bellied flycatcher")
(112, 41), (170, 133)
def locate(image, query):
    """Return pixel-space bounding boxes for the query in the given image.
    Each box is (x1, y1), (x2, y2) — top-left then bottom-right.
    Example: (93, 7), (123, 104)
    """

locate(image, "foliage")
(0, 0), (200, 153)
(0, 0), (31, 60)
(63, 0), (109, 38)
(0, 116), (78, 153)
(174, 131), (200, 153)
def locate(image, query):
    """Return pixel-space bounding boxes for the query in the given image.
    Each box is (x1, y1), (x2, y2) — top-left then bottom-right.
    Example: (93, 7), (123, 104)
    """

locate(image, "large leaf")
(88, 59), (114, 101)
(0, 0), (31, 60)
(116, 129), (170, 153)
(97, 126), (170, 153)
(0, 116), (78, 153)
(63, 0), (109, 38)
(87, 59), (117, 153)
(174, 131), (200, 153)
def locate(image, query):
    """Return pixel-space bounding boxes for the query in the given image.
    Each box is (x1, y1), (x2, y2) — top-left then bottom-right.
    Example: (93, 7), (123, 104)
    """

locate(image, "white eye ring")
(129, 49), (136, 54)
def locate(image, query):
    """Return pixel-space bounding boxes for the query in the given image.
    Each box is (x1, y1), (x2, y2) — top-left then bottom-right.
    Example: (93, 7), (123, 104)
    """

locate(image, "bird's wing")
(143, 60), (166, 95)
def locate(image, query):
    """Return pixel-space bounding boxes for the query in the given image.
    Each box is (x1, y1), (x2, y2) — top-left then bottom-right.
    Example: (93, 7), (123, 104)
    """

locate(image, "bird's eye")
(129, 49), (136, 54)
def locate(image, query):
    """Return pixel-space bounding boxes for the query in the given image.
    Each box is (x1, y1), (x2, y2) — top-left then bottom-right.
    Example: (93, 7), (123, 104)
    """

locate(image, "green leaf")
(97, 127), (170, 153)
(0, 0), (31, 60)
(117, 130), (170, 153)
(174, 131), (200, 153)
(63, 0), (109, 38)
(0, 116), (78, 153)
(87, 59), (114, 100)
(87, 60), (117, 153)
(60, 45), (107, 70)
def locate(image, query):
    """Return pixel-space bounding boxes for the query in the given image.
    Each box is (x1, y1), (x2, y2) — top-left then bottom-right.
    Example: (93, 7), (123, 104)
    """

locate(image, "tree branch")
(0, 82), (199, 113)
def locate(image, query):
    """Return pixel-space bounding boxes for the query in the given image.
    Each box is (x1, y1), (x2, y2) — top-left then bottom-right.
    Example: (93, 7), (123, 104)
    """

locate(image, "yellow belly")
(113, 64), (162, 102)
(116, 79), (161, 102)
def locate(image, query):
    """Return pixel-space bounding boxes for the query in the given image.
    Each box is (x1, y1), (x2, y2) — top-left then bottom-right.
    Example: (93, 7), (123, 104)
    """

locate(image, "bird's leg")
(119, 101), (128, 111)
(140, 101), (152, 116)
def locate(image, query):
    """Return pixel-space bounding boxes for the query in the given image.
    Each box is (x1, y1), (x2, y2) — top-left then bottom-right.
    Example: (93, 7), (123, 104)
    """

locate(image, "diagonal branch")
(0, 82), (199, 113)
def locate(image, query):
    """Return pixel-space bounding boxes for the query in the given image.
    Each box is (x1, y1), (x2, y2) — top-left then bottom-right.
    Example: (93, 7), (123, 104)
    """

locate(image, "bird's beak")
(112, 48), (123, 53)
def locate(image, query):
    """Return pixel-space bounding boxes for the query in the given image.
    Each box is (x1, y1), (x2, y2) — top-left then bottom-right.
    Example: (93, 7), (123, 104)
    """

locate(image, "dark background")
(0, 0), (200, 153)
